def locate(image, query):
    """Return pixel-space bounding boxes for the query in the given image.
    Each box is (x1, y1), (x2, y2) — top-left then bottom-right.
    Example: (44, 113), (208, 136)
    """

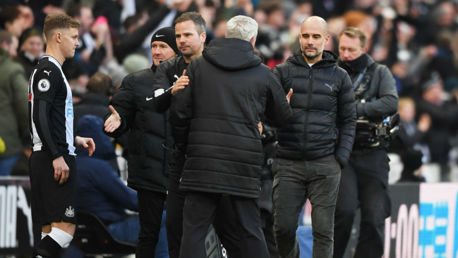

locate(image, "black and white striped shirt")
(28, 55), (75, 158)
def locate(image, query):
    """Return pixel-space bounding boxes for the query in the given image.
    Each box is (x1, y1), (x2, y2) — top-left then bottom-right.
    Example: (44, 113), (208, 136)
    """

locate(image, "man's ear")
(56, 32), (62, 43)
(200, 31), (207, 43)
(249, 36), (256, 47)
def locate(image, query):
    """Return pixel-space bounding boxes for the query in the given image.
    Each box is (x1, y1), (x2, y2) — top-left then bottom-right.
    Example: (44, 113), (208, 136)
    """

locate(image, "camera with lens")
(354, 114), (399, 148)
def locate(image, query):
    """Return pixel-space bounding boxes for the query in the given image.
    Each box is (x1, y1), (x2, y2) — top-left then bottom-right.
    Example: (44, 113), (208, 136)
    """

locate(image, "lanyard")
(352, 67), (367, 90)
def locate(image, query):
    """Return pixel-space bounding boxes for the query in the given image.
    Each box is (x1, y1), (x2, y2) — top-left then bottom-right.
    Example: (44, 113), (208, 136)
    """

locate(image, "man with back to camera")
(103, 26), (179, 257)
(169, 15), (293, 258)
(272, 16), (356, 258)
(333, 27), (398, 258)
(28, 13), (95, 257)
(149, 12), (257, 257)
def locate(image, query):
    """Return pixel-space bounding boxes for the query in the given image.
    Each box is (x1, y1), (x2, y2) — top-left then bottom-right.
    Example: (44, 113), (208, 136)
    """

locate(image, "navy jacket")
(76, 115), (138, 224)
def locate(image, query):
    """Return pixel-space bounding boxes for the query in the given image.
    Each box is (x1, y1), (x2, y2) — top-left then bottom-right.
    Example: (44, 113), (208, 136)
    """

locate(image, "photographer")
(333, 27), (398, 258)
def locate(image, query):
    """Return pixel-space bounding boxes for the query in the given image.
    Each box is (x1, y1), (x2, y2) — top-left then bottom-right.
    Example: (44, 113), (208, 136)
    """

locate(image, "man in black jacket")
(150, 12), (206, 258)
(272, 16), (356, 258)
(170, 15), (293, 258)
(333, 27), (398, 258)
(103, 27), (178, 258)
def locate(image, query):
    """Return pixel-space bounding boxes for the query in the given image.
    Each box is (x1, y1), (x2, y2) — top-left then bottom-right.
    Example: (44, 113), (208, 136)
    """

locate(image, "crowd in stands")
(0, 0), (456, 257)
(0, 0), (457, 221)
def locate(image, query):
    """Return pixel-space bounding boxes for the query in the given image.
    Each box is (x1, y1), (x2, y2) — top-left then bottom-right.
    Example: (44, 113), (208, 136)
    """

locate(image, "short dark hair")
(43, 14), (80, 41)
(0, 5), (21, 26)
(86, 72), (113, 96)
(339, 27), (367, 48)
(174, 12), (206, 34)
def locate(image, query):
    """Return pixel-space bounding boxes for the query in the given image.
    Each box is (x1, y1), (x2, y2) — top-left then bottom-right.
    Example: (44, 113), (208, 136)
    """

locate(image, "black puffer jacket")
(107, 66), (172, 193)
(273, 51), (356, 166)
(170, 38), (293, 198)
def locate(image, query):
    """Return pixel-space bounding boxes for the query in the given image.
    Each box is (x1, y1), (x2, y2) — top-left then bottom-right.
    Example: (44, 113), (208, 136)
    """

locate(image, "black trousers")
(166, 174), (185, 258)
(166, 147), (186, 258)
(261, 209), (280, 258)
(333, 148), (391, 258)
(273, 155), (341, 258)
(166, 176), (252, 258)
(136, 189), (166, 258)
(179, 192), (269, 258)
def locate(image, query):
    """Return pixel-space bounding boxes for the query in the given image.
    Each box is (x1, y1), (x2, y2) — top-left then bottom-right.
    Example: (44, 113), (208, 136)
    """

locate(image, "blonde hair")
(43, 14), (80, 42)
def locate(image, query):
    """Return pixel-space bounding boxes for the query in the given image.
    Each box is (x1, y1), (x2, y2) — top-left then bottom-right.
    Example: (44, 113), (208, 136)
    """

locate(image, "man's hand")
(417, 113), (431, 132)
(258, 121), (263, 135)
(53, 156), (69, 184)
(286, 88), (293, 104)
(104, 105), (121, 133)
(75, 136), (96, 156)
(23, 148), (32, 158)
(172, 69), (189, 95)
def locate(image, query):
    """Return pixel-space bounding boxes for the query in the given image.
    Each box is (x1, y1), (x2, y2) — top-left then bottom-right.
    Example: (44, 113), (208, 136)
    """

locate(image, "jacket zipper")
(303, 68), (313, 156)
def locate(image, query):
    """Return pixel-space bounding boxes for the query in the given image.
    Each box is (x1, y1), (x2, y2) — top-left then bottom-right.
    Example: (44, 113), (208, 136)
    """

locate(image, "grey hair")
(226, 15), (258, 42)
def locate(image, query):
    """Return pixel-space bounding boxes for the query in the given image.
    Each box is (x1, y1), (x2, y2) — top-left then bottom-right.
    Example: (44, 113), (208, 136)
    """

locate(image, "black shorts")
(29, 151), (77, 226)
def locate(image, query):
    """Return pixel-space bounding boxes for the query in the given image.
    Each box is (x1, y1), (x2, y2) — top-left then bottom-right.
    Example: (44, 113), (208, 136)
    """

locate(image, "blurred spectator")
(28, 0), (64, 31)
(0, 30), (30, 175)
(74, 72), (113, 124)
(212, 18), (227, 38)
(18, 4), (35, 30)
(114, 5), (171, 63)
(392, 97), (431, 157)
(416, 72), (458, 181)
(0, 4), (29, 37)
(311, 0), (352, 19)
(398, 149), (426, 183)
(67, 4), (114, 76)
(342, 10), (377, 56)
(421, 1), (457, 46)
(92, 0), (124, 35)
(60, 114), (142, 258)
(256, 1), (289, 67)
(75, 115), (137, 241)
(15, 27), (44, 78)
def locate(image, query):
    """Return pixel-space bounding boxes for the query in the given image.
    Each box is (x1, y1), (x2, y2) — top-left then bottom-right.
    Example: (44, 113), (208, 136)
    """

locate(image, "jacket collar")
(288, 50), (338, 69)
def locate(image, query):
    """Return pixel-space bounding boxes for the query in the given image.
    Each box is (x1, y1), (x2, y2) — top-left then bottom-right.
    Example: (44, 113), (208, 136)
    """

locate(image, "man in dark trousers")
(272, 16), (356, 258)
(333, 27), (398, 258)
(150, 12), (206, 258)
(103, 26), (178, 257)
(170, 15), (293, 258)
(28, 14), (95, 257)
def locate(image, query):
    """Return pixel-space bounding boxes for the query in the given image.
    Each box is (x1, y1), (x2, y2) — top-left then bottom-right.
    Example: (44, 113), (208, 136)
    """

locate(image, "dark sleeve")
(272, 64), (288, 92)
(357, 65), (399, 119)
(335, 72), (357, 167)
(114, 5), (171, 62)
(106, 74), (137, 138)
(151, 60), (175, 112)
(417, 100), (458, 127)
(265, 71), (293, 127)
(168, 64), (193, 146)
(91, 161), (138, 211)
(32, 69), (63, 159)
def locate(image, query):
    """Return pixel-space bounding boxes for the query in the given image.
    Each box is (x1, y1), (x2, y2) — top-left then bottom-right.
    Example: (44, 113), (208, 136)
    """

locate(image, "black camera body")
(354, 114), (399, 148)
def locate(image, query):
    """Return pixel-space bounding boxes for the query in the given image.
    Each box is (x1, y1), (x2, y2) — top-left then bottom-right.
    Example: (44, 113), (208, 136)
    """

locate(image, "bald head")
(299, 16), (329, 63)
(301, 16), (328, 36)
